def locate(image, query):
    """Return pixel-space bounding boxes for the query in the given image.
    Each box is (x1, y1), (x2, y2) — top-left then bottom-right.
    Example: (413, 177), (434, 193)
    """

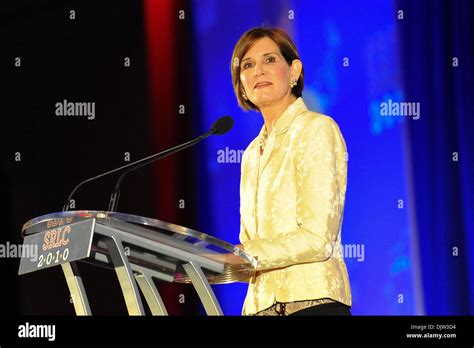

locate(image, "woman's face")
(240, 37), (298, 108)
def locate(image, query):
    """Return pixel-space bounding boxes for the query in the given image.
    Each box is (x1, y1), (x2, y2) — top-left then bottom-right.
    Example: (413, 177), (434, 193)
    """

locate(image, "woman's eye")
(243, 62), (253, 69)
(266, 56), (276, 63)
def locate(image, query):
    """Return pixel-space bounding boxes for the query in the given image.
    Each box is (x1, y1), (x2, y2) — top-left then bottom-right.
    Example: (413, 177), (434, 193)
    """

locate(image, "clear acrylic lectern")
(19, 210), (256, 316)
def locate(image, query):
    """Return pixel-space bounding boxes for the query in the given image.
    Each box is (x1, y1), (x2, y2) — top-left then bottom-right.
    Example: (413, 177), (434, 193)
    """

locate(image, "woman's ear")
(291, 59), (303, 80)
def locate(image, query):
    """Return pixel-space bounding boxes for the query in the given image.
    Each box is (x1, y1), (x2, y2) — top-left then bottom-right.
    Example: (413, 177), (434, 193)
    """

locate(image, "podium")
(18, 210), (256, 316)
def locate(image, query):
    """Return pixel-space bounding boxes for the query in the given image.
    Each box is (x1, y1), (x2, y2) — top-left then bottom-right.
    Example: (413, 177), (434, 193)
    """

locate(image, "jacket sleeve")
(238, 148), (252, 245)
(241, 116), (347, 271)
(239, 217), (251, 244)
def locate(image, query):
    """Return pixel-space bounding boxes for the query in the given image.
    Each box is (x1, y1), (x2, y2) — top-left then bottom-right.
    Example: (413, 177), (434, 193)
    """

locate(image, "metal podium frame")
(20, 211), (257, 316)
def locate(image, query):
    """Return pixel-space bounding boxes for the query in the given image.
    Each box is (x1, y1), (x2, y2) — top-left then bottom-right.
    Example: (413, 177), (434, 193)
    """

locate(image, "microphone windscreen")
(210, 116), (234, 135)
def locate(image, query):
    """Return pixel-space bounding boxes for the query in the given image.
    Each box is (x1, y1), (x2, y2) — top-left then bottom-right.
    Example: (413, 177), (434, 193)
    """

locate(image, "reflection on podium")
(19, 210), (256, 316)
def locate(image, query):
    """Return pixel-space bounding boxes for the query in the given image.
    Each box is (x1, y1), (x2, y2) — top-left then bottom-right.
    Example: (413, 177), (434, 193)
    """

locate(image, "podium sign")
(19, 218), (95, 275)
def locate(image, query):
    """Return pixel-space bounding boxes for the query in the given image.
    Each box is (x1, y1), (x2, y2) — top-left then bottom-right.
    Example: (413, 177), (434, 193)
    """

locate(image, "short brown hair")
(230, 27), (304, 111)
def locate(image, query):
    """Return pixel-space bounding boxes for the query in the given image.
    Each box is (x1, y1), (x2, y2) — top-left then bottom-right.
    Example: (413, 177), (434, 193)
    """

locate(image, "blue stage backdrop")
(397, 0), (474, 315)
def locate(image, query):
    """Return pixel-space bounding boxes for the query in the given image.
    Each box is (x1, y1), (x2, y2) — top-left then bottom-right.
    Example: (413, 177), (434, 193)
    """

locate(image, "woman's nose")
(253, 62), (264, 76)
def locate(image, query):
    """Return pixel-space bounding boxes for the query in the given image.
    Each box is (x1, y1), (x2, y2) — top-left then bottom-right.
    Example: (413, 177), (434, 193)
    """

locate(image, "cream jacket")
(239, 97), (352, 315)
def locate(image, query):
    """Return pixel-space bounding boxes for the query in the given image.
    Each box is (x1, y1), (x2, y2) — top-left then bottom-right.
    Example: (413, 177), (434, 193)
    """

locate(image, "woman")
(230, 27), (352, 316)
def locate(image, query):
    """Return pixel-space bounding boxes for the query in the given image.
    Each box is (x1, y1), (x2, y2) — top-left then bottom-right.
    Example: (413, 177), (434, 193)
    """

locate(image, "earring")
(289, 79), (297, 89)
(242, 88), (248, 100)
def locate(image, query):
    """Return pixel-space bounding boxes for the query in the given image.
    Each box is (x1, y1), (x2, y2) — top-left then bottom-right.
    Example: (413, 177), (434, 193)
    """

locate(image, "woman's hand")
(222, 243), (246, 265)
(199, 243), (246, 265)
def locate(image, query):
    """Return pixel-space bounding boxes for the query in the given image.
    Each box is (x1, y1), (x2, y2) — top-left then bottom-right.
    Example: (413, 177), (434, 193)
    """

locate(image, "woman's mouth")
(254, 82), (272, 89)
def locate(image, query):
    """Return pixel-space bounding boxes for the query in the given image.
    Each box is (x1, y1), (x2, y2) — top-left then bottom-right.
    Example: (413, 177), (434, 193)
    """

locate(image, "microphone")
(62, 116), (234, 212)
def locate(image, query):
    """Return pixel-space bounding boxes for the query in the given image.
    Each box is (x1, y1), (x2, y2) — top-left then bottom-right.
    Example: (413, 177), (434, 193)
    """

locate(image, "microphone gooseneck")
(62, 116), (234, 212)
